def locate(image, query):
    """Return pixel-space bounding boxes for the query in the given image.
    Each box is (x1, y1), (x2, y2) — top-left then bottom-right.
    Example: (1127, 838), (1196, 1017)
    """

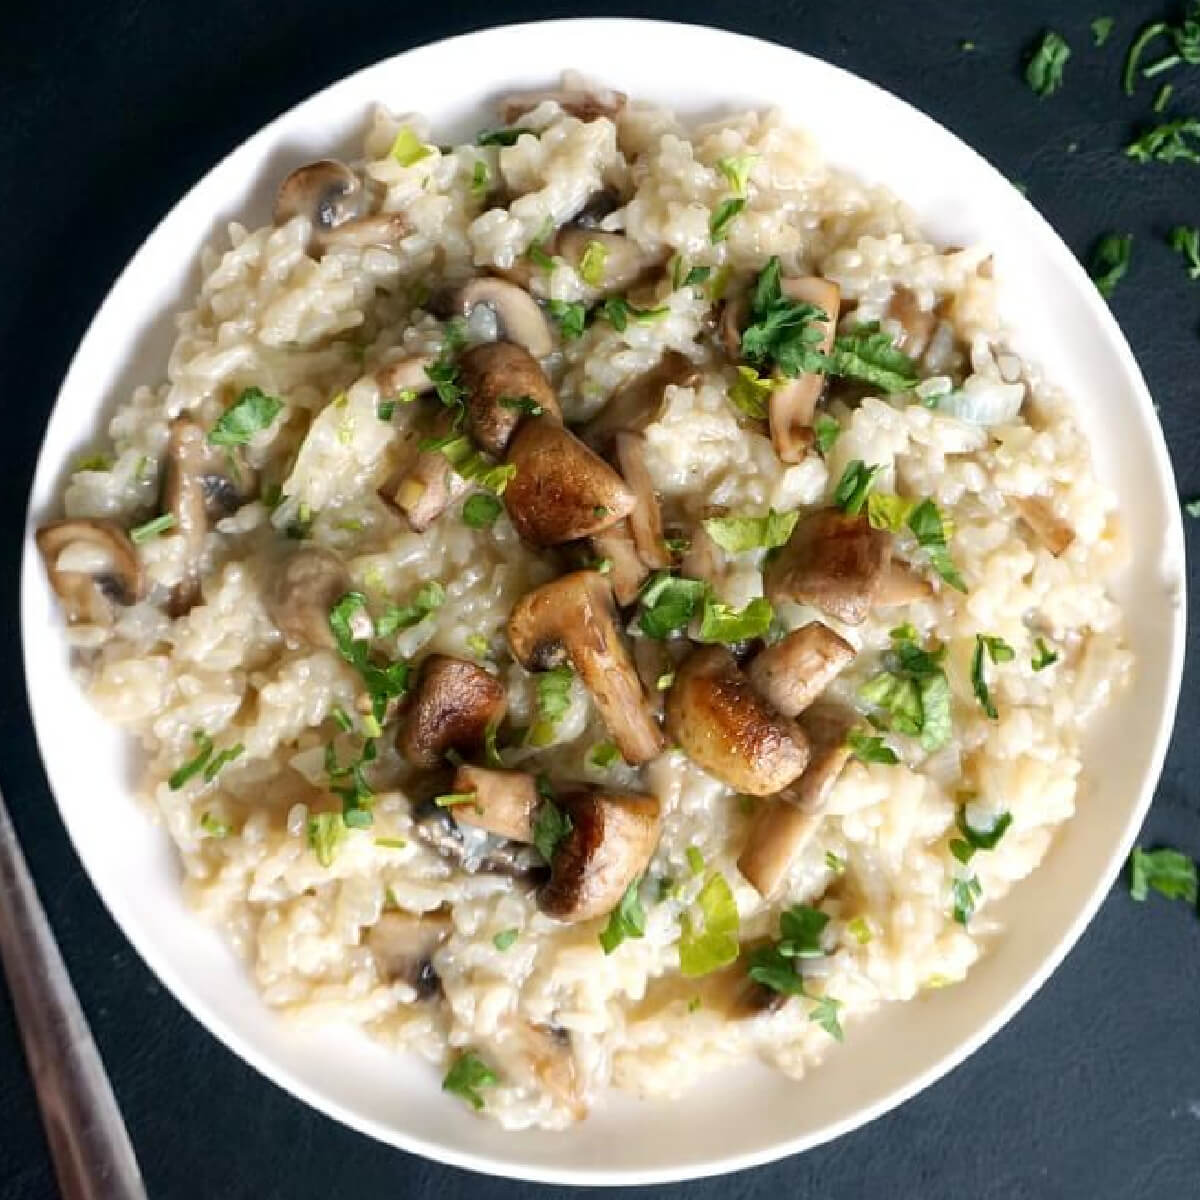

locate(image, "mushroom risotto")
(37, 76), (1131, 1128)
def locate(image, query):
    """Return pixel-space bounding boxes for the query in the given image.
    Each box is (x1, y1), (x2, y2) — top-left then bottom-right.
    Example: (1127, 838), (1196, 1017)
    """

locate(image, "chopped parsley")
(208, 387), (283, 448)
(470, 160), (490, 197)
(906, 498), (967, 592)
(168, 731), (215, 790)
(950, 804), (1014, 863)
(374, 836), (406, 849)
(1123, 8), (1200, 95)
(716, 154), (757, 195)
(532, 792), (573, 863)
(325, 737), (378, 828)
(434, 792), (479, 808)
(971, 634), (1015, 719)
(1087, 233), (1134, 301)
(1092, 16), (1114, 47)
(1032, 637), (1059, 671)
(130, 513), (176, 544)
(498, 394), (544, 416)
(686, 846), (706, 875)
(376, 581), (445, 636)
(1126, 118), (1200, 164)
(493, 928), (519, 951)
(203, 743), (244, 783)
(577, 240), (608, 287)
(476, 127), (532, 146)
(596, 296), (670, 331)
(442, 1051), (498, 1110)
(74, 453), (113, 472)
(1155, 82), (1175, 112)
(952, 875), (982, 925)
(199, 812), (230, 837)
(678, 873), (740, 976)
(865, 491), (912, 533)
(638, 573), (709, 638)
(858, 625), (952, 751)
(825, 851), (846, 874)
(696, 595), (774, 644)
(833, 460), (881, 516)
(419, 431), (517, 494)
(1129, 846), (1198, 904)
(824, 323), (920, 394)
(709, 197), (746, 243)
(1169, 225), (1200, 278)
(776, 904), (830, 958)
(744, 908), (844, 1039)
(589, 741), (621, 769)
(599, 877), (647, 954)
(389, 127), (433, 167)
(702, 508), (799, 553)
(528, 665), (574, 746)
(547, 300), (588, 340)
(376, 400), (397, 421)
(307, 812), (347, 867)
(1024, 30), (1071, 97)
(847, 728), (899, 765)
(813, 413), (840, 454)
(328, 592), (411, 724)
(847, 916), (872, 945)
(727, 366), (773, 419)
(462, 492), (503, 529)
(671, 256), (712, 289)
(656, 670), (675, 691)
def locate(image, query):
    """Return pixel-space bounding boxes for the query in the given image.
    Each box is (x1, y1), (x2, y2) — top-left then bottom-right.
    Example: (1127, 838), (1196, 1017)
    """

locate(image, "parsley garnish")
(1155, 82), (1175, 112)
(434, 792), (478, 808)
(948, 806), (1011, 924)
(727, 366), (773, 419)
(710, 197), (746, 243)
(547, 300), (588, 340)
(476, 127), (532, 146)
(1025, 30), (1071, 97)
(696, 595), (774, 644)
(824, 323), (920, 393)
(971, 634), (1014, 719)
(307, 812), (347, 867)
(208, 387), (283, 448)
(442, 1051), (498, 1109)
(203, 743), (244, 782)
(462, 493), (503, 528)
(1129, 846), (1198, 904)
(1092, 16), (1114, 47)
(1032, 637), (1059, 671)
(130, 513), (176, 544)
(1169, 225), (1200, 278)
(907, 498), (967, 592)
(813, 413), (840, 454)
(702, 508), (799, 553)
(1124, 7), (1200, 96)
(1126, 118), (1200, 164)
(599, 877), (647, 954)
(744, 907), (844, 1039)
(498, 395), (544, 416)
(493, 928), (519, 951)
(419, 432), (516, 494)
(578, 240), (608, 287)
(597, 296), (669, 331)
(678, 873), (740, 976)
(470, 160), (490, 197)
(833, 460), (881, 516)
(858, 625), (952, 751)
(952, 875), (982, 925)
(527, 665), (573, 747)
(716, 154), (757, 195)
(1088, 233), (1133, 301)
(847, 728), (899, 765)
(169, 731), (214, 790)
(532, 793), (573, 863)
(328, 592), (411, 724)
(638, 573), (708, 638)
(389, 127), (432, 166)
(199, 812), (230, 837)
(376, 582), (445, 636)
(589, 741), (621, 769)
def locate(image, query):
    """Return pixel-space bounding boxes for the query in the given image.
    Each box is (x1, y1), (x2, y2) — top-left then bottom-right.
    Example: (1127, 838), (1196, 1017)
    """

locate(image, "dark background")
(3, 2), (1199, 1197)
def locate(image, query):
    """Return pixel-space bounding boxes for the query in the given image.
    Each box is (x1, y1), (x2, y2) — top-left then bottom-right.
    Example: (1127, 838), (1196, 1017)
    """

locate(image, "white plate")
(19, 18), (1186, 1186)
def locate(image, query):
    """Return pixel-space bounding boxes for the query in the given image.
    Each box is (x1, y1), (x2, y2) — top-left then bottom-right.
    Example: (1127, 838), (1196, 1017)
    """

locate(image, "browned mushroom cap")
(745, 621), (855, 718)
(164, 416), (258, 616)
(450, 765), (538, 841)
(556, 230), (666, 296)
(591, 519), (648, 607)
(503, 418), (636, 546)
(539, 790), (661, 922)
(737, 705), (854, 897)
(409, 791), (546, 880)
(36, 519), (143, 626)
(770, 277), (840, 463)
(582, 351), (700, 445)
(274, 159), (371, 251)
(507, 570), (665, 764)
(265, 546), (353, 648)
(374, 354), (436, 400)
(455, 278), (555, 359)
(613, 432), (669, 569)
(764, 509), (889, 626)
(458, 341), (562, 456)
(509, 1022), (587, 1121)
(665, 646), (810, 796)
(498, 85), (626, 125)
(397, 655), (507, 769)
(367, 908), (452, 998)
(1011, 494), (1075, 556)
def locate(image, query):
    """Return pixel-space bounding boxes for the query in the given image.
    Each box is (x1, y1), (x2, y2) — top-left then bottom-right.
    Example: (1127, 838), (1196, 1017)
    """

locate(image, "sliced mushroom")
(737, 706), (854, 897)
(631, 636), (671, 719)
(665, 647), (810, 796)
(265, 546), (353, 648)
(556, 229), (666, 296)
(457, 341), (561, 456)
(613, 432), (669, 569)
(509, 1022), (587, 1121)
(539, 790), (661, 922)
(164, 416), (257, 616)
(449, 765), (538, 841)
(397, 655), (507, 769)
(380, 412), (470, 532)
(455, 278), (555, 359)
(367, 908), (452, 999)
(1012, 494), (1075, 556)
(582, 351), (700, 445)
(503, 418), (636, 546)
(320, 212), (410, 251)
(591, 519), (649, 606)
(498, 85), (626, 125)
(410, 796), (545, 880)
(374, 354), (435, 400)
(36, 519), (143, 626)
(764, 509), (890, 626)
(770, 277), (841, 462)
(745, 621), (855, 718)
(507, 570), (664, 764)
(274, 159), (368, 251)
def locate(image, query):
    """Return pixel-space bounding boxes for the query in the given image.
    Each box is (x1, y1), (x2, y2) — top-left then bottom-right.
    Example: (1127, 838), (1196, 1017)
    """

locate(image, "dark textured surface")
(2, 2), (1199, 1197)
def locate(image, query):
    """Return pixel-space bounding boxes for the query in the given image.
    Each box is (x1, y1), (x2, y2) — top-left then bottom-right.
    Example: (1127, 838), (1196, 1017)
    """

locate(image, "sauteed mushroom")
(745, 621), (855, 718)
(265, 546), (354, 649)
(36, 519), (143, 626)
(458, 341), (561, 456)
(367, 908), (452, 999)
(449, 765), (539, 842)
(397, 655), (507, 768)
(556, 230), (666, 296)
(455, 278), (555, 359)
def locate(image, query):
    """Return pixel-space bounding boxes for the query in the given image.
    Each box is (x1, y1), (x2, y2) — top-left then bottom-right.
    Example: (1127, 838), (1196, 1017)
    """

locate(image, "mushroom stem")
(613, 432), (669, 569)
(745, 621), (855, 718)
(449, 766), (539, 842)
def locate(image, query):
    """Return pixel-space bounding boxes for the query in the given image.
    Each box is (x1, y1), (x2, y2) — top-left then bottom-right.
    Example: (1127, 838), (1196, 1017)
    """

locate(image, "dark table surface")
(3, 1), (1200, 1197)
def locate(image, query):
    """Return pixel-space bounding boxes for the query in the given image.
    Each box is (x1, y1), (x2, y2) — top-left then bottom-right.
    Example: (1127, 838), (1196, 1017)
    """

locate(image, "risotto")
(36, 75), (1130, 1129)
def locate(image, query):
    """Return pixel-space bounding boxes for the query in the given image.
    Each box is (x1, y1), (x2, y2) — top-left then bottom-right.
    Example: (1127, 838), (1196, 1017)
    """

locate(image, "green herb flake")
(434, 792), (479, 808)
(703, 508), (799, 553)
(1127, 119), (1200, 164)
(466, 633), (491, 659)
(859, 626), (952, 751)
(1032, 637), (1059, 670)
(597, 296), (669, 331)
(865, 491), (913, 534)
(971, 634), (1014, 719)
(952, 874), (982, 925)
(1155, 82), (1175, 113)
(442, 1051), (498, 1110)
(847, 916), (872, 945)
(203, 743), (244, 783)
(377, 400), (397, 421)
(825, 851), (846, 874)
(199, 812), (230, 837)
(498, 394), (544, 416)
(715, 154), (758, 196)
(208, 387), (283, 448)
(532, 795), (573, 863)
(638, 573), (709, 639)
(1169, 226), (1200, 278)
(462, 492), (504, 529)
(957, 805), (1014, 853)
(374, 836), (407, 849)
(547, 300), (588, 340)
(709, 197), (746, 243)
(307, 812), (347, 868)
(1025, 30), (1071, 97)
(1129, 846), (1198, 903)
(813, 413), (840, 454)
(578, 240), (609, 287)
(697, 595), (774, 644)
(589, 741), (621, 769)
(377, 581), (445, 636)
(686, 846), (705, 876)
(678, 873), (740, 976)
(74, 453), (114, 473)
(470, 160), (490, 197)
(907, 498), (967, 592)
(130, 513), (176, 544)
(808, 994), (844, 1041)
(1091, 16), (1114, 47)
(727, 365), (774, 420)
(389, 127), (433, 167)
(777, 904), (829, 958)
(833, 460), (881, 516)
(168, 731), (214, 791)
(599, 877), (647, 954)
(476, 127), (532, 147)
(656, 671), (675, 691)
(527, 666), (573, 747)
(1186, 497), (1200, 518)
(825, 323), (918, 394)
(847, 728), (899, 765)
(493, 928), (519, 951)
